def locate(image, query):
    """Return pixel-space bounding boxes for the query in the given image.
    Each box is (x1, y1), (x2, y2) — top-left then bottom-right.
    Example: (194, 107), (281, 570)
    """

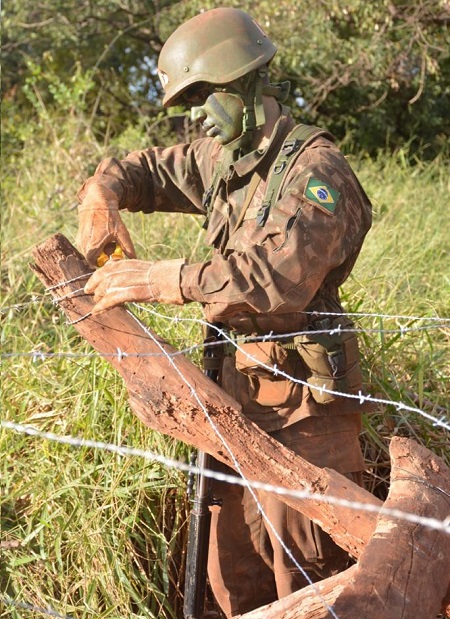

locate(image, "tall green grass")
(1, 115), (449, 618)
(345, 151), (450, 497)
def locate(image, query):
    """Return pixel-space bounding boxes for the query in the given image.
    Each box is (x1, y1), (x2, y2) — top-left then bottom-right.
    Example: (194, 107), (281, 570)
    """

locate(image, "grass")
(344, 150), (450, 496)
(1, 113), (449, 618)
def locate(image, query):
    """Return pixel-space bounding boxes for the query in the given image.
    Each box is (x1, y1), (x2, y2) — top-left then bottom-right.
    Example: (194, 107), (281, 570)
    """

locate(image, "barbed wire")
(3, 291), (449, 508)
(3, 312), (450, 361)
(2, 285), (450, 325)
(2, 409), (450, 619)
(3, 279), (450, 618)
(1, 597), (74, 619)
(3, 342), (449, 433)
(3, 419), (449, 535)
(131, 305), (450, 432)
(2, 294), (449, 432)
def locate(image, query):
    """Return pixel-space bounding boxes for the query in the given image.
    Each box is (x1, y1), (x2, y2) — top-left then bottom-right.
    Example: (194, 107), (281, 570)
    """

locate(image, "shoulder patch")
(303, 176), (340, 215)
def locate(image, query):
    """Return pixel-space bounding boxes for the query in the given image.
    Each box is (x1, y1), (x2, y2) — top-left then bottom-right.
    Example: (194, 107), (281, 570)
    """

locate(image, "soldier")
(77, 7), (373, 617)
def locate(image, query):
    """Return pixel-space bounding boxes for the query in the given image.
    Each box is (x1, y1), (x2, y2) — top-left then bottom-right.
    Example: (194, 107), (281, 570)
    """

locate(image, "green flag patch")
(304, 177), (340, 214)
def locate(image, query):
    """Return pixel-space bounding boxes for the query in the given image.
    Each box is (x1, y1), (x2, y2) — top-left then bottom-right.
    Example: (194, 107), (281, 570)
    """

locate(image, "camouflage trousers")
(206, 415), (364, 617)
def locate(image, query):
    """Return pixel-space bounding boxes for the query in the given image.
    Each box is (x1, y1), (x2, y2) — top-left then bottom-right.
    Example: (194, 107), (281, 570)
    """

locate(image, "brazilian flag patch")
(304, 177), (340, 214)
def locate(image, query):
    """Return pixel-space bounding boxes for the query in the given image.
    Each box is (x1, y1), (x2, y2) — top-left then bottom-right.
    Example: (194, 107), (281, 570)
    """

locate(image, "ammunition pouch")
(206, 318), (364, 405)
(235, 341), (292, 381)
(294, 316), (363, 404)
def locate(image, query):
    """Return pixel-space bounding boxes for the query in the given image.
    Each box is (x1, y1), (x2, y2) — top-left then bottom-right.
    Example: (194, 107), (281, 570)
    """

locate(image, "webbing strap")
(203, 124), (332, 230)
(256, 124), (333, 227)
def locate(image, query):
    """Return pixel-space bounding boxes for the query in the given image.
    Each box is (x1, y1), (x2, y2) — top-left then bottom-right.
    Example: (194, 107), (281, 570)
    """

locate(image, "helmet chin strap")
(224, 70), (291, 154)
(223, 69), (266, 154)
(262, 80), (291, 103)
(243, 69), (266, 133)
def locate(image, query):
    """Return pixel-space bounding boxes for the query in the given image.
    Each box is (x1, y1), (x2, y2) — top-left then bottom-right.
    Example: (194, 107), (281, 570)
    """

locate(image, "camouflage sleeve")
(77, 138), (220, 215)
(180, 140), (372, 323)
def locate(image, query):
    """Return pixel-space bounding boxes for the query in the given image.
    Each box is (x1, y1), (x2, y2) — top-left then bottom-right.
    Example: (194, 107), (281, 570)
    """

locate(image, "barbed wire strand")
(133, 305), (450, 432)
(2, 299), (449, 431)
(3, 313), (450, 361)
(2, 285), (450, 325)
(1, 596), (74, 619)
(3, 316), (450, 362)
(125, 309), (342, 619)
(2, 419), (449, 535)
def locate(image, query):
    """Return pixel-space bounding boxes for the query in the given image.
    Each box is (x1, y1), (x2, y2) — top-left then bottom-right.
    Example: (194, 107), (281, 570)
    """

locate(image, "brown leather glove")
(76, 183), (137, 267)
(84, 258), (186, 314)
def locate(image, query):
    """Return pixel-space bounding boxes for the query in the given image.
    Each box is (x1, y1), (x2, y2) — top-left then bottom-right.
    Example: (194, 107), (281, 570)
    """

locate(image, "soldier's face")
(190, 91), (245, 147)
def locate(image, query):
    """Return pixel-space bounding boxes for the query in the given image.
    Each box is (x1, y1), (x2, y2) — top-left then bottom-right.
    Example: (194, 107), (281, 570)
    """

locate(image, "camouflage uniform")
(79, 105), (372, 616)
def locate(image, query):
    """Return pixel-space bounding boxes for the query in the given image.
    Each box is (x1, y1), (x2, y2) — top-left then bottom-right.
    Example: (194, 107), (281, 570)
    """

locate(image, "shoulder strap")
(201, 168), (221, 230)
(256, 124), (333, 227)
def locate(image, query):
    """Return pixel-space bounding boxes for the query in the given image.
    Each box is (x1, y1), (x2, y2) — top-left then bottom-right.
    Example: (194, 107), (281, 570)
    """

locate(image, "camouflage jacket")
(80, 106), (372, 337)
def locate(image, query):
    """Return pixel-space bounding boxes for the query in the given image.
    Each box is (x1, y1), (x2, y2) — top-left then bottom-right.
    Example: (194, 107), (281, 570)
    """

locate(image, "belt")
(204, 331), (298, 367)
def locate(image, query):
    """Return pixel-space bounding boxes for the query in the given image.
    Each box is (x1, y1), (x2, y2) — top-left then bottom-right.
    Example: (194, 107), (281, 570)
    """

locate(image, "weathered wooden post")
(31, 234), (450, 619)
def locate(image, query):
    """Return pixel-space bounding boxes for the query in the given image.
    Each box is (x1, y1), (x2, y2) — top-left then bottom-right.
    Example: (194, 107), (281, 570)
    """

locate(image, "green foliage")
(2, 0), (449, 159)
(22, 60), (95, 117)
(253, 0), (450, 158)
(2, 0), (167, 148)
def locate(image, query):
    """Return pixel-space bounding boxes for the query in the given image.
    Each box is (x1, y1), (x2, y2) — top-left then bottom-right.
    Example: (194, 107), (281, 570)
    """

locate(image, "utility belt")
(203, 317), (364, 405)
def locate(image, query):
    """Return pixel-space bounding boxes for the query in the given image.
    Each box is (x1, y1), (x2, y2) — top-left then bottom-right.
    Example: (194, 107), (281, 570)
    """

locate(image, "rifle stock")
(183, 328), (222, 619)
(183, 450), (215, 619)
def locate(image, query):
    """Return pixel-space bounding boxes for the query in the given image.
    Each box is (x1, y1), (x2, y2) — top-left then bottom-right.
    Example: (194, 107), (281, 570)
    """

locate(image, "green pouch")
(294, 317), (363, 404)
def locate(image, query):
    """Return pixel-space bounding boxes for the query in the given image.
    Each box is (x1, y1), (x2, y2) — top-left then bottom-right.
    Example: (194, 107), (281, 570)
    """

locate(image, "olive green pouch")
(294, 317), (363, 404)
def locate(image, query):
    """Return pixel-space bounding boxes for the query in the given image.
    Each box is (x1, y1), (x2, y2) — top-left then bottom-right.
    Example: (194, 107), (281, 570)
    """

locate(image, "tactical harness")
(202, 123), (333, 231)
(202, 124), (365, 404)
(255, 123), (333, 226)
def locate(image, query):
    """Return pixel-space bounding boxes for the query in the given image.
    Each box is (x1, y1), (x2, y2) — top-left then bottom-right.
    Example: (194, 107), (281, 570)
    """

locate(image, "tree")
(2, 0), (173, 144)
(259, 0), (450, 157)
(2, 0), (449, 158)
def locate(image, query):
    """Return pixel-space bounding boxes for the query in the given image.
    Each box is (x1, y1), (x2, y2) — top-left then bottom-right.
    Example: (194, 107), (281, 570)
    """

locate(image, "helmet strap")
(262, 80), (291, 103)
(222, 68), (270, 153)
(222, 70), (266, 153)
(254, 74), (266, 128)
(242, 68), (266, 134)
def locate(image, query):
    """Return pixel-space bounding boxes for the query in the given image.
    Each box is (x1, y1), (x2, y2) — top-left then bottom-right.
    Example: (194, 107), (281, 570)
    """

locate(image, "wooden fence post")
(31, 234), (450, 619)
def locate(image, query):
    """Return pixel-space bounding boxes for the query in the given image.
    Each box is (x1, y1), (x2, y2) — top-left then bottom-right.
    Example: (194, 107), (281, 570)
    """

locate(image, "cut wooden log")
(331, 437), (450, 619)
(236, 565), (357, 619)
(237, 438), (450, 619)
(31, 235), (450, 618)
(31, 233), (380, 559)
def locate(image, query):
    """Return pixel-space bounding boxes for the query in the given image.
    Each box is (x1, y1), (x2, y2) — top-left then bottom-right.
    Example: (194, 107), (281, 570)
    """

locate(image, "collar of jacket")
(229, 105), (295, 178)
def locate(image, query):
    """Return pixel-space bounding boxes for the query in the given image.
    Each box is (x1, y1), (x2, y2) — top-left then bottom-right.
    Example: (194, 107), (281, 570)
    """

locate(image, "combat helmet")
(157, 8), (277, 107)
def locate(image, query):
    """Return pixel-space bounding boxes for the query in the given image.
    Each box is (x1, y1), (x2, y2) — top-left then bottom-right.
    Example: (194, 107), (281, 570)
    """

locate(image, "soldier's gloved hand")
(76, 183), (137, 268)
(84, 258), (186, 315)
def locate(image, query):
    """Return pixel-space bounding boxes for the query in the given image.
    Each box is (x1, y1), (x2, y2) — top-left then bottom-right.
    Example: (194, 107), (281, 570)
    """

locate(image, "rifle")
(183, 328), (223, 619)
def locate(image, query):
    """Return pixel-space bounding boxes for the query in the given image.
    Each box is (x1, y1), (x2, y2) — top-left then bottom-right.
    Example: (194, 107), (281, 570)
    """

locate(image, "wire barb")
(66, 311), (93, 325)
